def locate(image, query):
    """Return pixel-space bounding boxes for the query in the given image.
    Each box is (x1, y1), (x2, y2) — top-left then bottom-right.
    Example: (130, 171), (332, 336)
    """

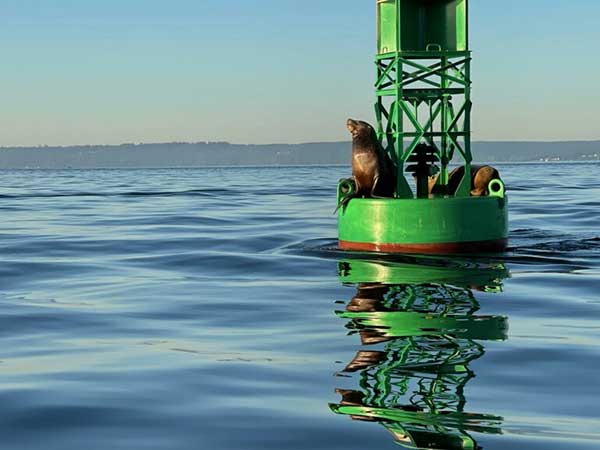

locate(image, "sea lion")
(470, 165), (502, 196)
(429, 165), (501, 197)
(347, 119), (395, 198)
(336, 119), (394, 212)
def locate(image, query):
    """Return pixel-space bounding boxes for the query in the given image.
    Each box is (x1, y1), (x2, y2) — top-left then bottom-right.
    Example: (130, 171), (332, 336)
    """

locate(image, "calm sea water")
(0, 163), (598, 450)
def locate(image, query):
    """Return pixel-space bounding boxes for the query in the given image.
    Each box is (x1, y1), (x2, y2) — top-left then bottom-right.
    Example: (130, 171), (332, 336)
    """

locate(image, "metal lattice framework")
(375, 51), (473, 198)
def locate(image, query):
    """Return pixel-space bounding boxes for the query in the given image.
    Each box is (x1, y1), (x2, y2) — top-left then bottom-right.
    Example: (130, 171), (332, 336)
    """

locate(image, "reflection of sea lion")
(430, 165), (501, 197)
(347, 119), (395, 198)
(346, 284), (389, 312)
(343, 351), (386, 372)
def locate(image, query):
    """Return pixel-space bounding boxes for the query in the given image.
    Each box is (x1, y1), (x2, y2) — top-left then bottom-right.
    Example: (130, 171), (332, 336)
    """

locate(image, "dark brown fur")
(346, 119), (395, 198)
(429, 165), (501, 196)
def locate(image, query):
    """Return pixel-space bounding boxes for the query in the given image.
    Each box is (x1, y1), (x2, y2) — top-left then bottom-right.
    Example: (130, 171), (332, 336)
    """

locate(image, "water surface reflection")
(331, 259), (510, 450)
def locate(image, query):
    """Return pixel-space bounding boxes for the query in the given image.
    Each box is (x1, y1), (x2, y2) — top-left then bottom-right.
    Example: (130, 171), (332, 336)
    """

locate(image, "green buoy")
(338, 0), (508, 254)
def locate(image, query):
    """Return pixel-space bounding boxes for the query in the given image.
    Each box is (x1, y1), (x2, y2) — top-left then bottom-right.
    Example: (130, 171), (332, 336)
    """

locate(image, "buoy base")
(338, 195), (509, 255)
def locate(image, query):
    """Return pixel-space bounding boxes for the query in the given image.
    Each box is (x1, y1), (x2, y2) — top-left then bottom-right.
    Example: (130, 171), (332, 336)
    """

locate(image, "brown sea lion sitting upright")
(430, 165), (501, 197)
(346, 119), (395, 198)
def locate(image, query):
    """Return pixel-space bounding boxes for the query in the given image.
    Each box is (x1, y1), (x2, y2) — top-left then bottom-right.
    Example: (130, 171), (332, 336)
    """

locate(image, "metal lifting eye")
(488, 179), (505, 198)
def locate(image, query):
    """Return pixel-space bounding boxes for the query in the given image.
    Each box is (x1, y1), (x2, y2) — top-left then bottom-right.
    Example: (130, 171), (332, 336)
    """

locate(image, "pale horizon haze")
(1, 0), (599, 146)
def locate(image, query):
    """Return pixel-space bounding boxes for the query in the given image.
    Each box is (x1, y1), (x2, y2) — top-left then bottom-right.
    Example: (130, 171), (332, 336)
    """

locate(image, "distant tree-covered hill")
(0, 140), (598, 169)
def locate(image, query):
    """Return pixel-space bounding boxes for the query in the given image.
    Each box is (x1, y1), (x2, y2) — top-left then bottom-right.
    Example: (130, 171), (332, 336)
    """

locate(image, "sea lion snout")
(346, 118), (359, 136)
(347, 118), (375, 138)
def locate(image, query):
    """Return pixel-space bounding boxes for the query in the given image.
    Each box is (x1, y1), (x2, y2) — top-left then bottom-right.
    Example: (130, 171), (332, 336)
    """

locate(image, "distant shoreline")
(0, 140), (598, 169)
(1, 161), (598, 172)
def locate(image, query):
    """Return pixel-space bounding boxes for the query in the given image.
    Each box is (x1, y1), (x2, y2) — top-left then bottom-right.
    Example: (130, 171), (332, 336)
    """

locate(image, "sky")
(0, 0), (599, 146)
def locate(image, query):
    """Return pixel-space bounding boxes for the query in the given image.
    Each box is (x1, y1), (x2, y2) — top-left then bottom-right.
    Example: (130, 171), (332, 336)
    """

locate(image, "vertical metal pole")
(455, 56), (473, 197)
(394, 0), (404, 197)
(375, 62), (384, 140)
(464, 58), (473, 164)
(395, 56), (404, 197)
(440, 55), (449, 186)
(462, 57), (473, 196)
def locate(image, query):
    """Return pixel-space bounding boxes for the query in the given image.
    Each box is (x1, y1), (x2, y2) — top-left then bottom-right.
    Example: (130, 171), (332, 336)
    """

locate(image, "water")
(0, 163), (598, 450)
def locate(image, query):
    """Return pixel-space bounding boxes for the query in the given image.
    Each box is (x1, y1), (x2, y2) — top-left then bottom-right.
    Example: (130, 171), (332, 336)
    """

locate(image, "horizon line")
(2, 138), (600, 150)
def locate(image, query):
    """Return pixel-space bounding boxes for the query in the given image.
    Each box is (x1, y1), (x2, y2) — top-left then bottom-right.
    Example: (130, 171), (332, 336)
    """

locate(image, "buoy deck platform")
(338, 181), (508, 255)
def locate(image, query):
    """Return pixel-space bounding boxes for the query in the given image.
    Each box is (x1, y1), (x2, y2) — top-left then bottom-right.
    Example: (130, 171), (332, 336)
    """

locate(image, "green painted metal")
(377, 0), (468, 54)
(375, 0), (472, 198)
(339, 194), (508, 248)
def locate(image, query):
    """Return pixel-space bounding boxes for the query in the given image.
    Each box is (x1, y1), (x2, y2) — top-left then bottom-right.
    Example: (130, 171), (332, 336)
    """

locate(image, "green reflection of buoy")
(330, 260), (509, 450)
(338, 259), (509, 292)
(338, 283), (508, 342)
(330, 403), (502, 450)
(339, 310), (507, 342)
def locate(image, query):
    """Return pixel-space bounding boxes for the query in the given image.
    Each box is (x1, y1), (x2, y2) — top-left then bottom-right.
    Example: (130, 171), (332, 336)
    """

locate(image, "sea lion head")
(347, 118), (377, 142)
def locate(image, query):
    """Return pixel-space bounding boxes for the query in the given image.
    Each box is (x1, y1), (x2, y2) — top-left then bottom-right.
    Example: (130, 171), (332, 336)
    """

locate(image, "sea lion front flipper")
(333, 196), (354, 214)
(371, 171), (396, 198)
(370, 174), (381, 198)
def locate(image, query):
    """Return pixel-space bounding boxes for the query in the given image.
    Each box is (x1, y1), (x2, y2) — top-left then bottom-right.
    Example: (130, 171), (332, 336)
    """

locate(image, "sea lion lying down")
(429, 165), (501, 197)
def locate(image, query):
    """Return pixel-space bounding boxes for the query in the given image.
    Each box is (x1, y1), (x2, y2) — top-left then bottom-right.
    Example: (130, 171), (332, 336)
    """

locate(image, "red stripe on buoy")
(339, 239), (508, 254)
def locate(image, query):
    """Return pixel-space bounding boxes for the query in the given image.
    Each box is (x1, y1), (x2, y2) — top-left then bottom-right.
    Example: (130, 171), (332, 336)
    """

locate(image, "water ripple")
(0, 164), (598, 450)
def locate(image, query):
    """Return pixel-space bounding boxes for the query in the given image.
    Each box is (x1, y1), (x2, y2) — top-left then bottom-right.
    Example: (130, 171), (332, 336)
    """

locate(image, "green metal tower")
(375, 0), (472, 198)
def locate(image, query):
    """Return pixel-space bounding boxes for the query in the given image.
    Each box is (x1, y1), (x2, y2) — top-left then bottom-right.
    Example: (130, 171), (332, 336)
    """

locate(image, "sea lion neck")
(352, 132), (379, 153)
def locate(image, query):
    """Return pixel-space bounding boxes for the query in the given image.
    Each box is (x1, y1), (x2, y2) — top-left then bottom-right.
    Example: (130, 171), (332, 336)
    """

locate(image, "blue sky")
(0, 0), (598, 146)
